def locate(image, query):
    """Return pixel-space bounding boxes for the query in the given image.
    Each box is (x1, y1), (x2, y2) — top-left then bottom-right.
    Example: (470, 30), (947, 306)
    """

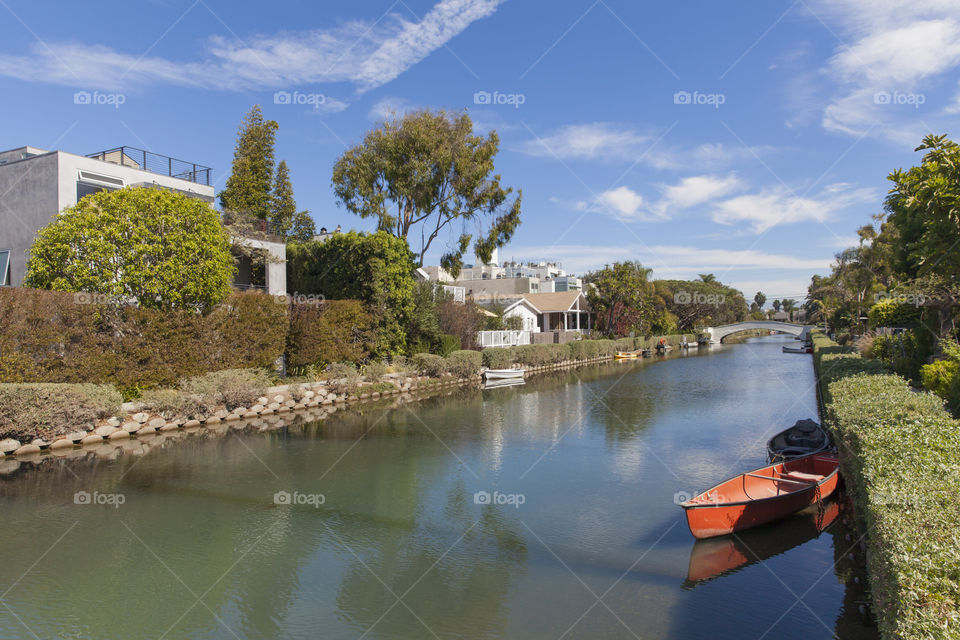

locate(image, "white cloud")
(710, 183), (875, 233)
(652, 173), (743, 217)
(518, 123), (651, 162)
(517, 122), (773, 170)
(0, 0), (504, 93)
(805, 0), (960, 141)
(595, 186), (645, 220)
(367, 96), (419, 121)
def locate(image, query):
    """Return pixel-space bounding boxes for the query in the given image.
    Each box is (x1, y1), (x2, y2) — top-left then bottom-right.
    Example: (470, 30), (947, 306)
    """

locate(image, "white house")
(503, 291), (592, 333)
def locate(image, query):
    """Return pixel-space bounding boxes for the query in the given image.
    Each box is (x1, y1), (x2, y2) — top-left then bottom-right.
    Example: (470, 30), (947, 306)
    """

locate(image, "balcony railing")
(86, 146), (212, 186)
(221, 210), (283, 241)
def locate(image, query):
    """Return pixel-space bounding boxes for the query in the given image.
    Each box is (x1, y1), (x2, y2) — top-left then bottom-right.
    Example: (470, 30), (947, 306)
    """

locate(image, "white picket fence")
(476, 330), (531, 348)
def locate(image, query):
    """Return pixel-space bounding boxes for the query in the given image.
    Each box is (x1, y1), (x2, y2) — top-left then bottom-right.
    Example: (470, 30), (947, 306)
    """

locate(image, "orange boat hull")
(681, 453), (839, 539)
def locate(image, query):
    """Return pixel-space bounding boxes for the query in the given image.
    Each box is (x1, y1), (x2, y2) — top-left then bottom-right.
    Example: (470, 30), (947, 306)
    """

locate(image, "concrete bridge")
(705, 321), (813, 344)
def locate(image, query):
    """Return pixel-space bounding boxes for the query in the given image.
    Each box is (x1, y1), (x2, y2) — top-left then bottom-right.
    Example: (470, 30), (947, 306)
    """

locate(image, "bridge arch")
(705, 321), (812, 344)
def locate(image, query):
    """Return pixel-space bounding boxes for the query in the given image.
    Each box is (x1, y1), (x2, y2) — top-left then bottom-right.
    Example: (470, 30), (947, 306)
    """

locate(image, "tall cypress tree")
(271, 160), (316, 241)
(218, 105), (278, 219)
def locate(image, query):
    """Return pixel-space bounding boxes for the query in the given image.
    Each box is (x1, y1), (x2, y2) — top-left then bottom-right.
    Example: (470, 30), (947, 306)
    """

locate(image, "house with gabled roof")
(502, 290), (592, 333)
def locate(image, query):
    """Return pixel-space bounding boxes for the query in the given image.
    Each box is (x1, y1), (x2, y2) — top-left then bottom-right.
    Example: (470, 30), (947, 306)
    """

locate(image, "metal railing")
(476, 330), (531, 348)
(86, 146), (212, 186)
(221, 210), (283, 240)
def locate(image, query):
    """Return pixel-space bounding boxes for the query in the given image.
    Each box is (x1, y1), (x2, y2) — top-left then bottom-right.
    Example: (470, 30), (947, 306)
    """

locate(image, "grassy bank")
(812, 331), (960, 639)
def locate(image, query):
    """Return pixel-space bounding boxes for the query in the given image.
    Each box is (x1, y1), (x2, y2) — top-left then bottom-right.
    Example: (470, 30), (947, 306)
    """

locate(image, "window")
(77, 170), (123, 202)
(0, 250), (9, 286)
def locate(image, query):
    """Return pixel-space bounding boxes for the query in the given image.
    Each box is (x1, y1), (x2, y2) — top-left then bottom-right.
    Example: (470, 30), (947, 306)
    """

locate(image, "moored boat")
(614, 351), (639, 360)
(482, 368), (525, 380)
(767, 419), (830, 461)
(680, 452), (840, 539)
(782, 344), (812, 354)
(684, 499), (841, 587)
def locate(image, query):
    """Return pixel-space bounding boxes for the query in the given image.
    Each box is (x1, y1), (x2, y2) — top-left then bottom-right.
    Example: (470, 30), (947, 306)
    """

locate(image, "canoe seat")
(783, 471), (824, 483)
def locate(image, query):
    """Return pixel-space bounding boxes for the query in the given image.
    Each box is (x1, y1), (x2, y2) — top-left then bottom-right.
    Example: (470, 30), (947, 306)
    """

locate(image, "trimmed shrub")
(412, 353), (446, 377)
(812, 331), (960, 639)
(445, 350), (482, 378)
(511, 344), (568, 366)
(179, 368), (273, 411)
(362, 361), (388, 381)
(482, 348), (514, 369)
(0, 288), (287, 390)
(323, 362), (360, 394)
(0, 383), (122, 441)
(286, 300), (376, 369)
(920, 341), (960, 416)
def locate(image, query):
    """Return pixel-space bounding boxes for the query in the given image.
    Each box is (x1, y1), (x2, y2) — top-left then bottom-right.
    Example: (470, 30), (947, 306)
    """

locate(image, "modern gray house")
(0, 144), (286, 295)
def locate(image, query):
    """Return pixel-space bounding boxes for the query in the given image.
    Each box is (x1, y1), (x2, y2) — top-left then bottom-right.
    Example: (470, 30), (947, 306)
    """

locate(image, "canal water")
(0, 335), (875, 639)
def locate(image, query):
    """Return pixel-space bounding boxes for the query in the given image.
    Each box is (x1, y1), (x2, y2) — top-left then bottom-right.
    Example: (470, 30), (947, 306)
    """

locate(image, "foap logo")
(873, 91), (925, 108)
(874, 291), (928, 307)
(473, 90), (526, 108)
(673, 90), (725, 108)
(473, 490), (526, 508)
(73, 90), (126, 108)
(74, 490), (125, 508)
(274, 90), (326, 108)
(672, 490), (693, 505)
(674, 291), (725, 307)
(73, 292), (112, 305)
(274, 292), (327, 305)
(273, 490), (326, 508)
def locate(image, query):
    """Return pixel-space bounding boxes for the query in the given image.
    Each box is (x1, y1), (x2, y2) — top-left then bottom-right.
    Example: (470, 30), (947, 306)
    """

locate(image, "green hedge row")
(286, 300), (376, 369)
(0, 288), (382, 393)
(812, 332), (960, 639)
(0, 288), (287, 392)
(481, 335), (696, 369)
(411, 350), (482, 379)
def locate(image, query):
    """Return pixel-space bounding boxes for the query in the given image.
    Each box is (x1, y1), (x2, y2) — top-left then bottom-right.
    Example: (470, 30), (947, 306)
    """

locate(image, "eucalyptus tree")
(332, 109), (521, 273)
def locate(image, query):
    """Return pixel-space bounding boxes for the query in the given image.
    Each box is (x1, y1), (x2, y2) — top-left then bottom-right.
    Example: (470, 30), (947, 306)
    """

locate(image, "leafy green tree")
(286, 231), (416, 356)
(754, 291), (766, 311)
(772, 299), (781, 313)
(271, 160), (316, 241)
(654, 278), (749, 332)
(219, 105), (279, 220)
(25, 187), (234, 311)
(331, 109), (521, 271)
(406, 281), (443, 354)
(585, 261), (654, 337)
(884, 134), (960, 282)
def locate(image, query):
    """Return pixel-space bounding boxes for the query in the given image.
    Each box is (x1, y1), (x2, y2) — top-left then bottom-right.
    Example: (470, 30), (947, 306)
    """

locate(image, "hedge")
(812, 331), (960, 639)
(479, 334), (697, 369)
(0, 288), (287, 391)
(286, 300), (376, 369)
(0, 383), (122, 441)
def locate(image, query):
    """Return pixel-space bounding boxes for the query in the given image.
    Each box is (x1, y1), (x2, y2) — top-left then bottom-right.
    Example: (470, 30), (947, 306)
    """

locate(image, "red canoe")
(681, 453), (840, 539)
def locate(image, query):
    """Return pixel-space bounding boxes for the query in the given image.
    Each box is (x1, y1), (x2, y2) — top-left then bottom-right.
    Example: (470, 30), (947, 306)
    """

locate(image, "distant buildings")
(419, 247), (582, 305)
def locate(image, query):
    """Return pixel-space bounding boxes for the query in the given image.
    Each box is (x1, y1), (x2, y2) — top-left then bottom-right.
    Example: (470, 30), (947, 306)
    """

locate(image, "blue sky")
(2, 0), (959, 301)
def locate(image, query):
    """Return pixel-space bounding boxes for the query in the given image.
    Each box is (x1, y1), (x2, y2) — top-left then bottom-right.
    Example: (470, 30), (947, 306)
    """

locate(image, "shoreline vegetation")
(0, 333), (695, 462)
(812, 331), (960, 639)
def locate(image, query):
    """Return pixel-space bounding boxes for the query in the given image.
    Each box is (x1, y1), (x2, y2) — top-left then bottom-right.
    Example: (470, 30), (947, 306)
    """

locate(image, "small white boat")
(483, 368), (526, 380)
(680, 342), (698, 349)
(782, 344), (811, 354)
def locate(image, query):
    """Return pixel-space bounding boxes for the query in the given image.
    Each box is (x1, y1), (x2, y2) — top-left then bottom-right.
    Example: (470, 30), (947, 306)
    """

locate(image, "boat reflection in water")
(482, 377), (526, 390)
(683, 498), (841, 589)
